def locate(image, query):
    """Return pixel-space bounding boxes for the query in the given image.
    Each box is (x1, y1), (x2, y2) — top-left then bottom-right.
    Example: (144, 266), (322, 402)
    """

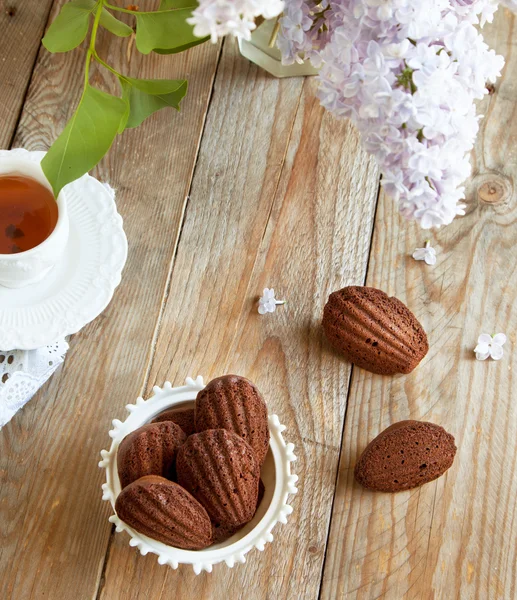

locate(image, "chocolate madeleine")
(151, 407), (196, 436)
(354, 420), (456, 492)
(195, 375), (270, 465)
(177, 429), (260, 531)
(117, 421), (187, 489)
(115, 475), (212, 549)
(323, 286), (428, 375)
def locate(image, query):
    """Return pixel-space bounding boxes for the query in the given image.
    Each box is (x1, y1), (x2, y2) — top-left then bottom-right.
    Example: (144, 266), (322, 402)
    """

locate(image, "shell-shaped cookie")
(151, 407), (196, 436)
(177, 429), (260, 533)
(354, 420), (457, 492)
(211, 479), (266, 544)
(115, 475), (213, 549)
(195, 375), (270, 465)
(117, 421), (187, 489)
(323, 286), (428, 375)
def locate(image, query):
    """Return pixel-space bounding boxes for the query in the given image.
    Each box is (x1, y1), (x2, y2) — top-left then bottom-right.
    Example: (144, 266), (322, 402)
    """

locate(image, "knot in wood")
(477, 176), (512, 205)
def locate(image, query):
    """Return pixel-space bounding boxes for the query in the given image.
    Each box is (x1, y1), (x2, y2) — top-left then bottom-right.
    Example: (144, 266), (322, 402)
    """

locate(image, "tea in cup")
(0, 154), (69, 288)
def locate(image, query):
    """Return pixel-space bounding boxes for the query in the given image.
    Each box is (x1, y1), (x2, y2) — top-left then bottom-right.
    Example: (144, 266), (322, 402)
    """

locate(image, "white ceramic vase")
(238, 19), (318, 78)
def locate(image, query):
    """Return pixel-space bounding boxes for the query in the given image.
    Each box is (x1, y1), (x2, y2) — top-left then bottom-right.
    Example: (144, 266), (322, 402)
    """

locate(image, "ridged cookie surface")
(195, 375), (270, 464)
(354, 420), (456, 492)
(151, 407), (196, 436)
(211, 479), (266, 544)
(115, 475), (212, 549)
(177, 429), (260, 531)
(323, 286), (428, 375)
(117, 422), (187, 489)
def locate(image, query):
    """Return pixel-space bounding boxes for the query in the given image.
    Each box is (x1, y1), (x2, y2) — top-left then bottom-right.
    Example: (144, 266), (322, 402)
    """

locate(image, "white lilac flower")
(474, 333), (507, 361)
(188, 0), (284, 42)
(276, 0), (328, 65)
(258, 288), (286, 314)
(276, 0), (510, 228)
(412, 240), (437, 265)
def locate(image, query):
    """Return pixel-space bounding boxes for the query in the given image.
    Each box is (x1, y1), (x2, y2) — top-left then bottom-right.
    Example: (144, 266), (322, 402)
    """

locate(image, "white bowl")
(99, 377), (298, 574)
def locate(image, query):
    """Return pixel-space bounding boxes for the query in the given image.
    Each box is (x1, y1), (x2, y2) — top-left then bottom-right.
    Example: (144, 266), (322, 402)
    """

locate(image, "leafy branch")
(41, 0), (208, 196)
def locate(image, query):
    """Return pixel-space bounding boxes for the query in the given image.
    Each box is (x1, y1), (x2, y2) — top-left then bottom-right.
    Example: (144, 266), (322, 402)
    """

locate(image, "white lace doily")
(0, 340), (69, 428)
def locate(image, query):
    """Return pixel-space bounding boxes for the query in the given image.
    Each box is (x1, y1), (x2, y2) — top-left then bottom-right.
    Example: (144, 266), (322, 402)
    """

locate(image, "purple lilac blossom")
(277, 0), (507, 227)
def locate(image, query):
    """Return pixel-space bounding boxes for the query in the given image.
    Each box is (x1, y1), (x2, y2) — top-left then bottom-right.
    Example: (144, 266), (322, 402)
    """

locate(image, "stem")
(104, 2), (186, 14)
(268, 15), (281, 48)
(85, 0), (105, 87)
(94, 52), (129, 82)
(104, 3), (136, 13)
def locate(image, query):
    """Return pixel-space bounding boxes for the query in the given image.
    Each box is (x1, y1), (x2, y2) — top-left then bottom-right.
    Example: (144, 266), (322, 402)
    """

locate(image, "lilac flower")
(258, 288), (286, 314)
(475, 333), (507, 361)
(412, 240), (437, 265)
(276, 0), (509, 228)
(188, 0), (284, 42)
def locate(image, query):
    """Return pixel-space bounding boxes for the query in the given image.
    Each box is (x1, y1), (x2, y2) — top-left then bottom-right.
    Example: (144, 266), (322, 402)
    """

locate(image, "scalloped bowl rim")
(99, 377), (298, 573)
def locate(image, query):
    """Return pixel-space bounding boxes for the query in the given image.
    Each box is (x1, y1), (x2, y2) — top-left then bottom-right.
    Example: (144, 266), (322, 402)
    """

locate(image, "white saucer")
(0, 151), (128, 350)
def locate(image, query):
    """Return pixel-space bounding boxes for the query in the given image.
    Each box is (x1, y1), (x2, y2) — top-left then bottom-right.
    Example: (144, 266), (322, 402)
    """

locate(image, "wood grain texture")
(0, 1), (220, 598)
(320, 10), (517, 600)
(97, 38), (380, 600)
(2, 5), (516, 600)
(0, 0), (54, 146)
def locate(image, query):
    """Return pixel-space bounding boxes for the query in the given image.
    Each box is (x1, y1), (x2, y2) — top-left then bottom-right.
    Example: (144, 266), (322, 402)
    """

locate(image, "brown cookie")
(211, 522), (242, 544)
(323, 286), (428, 375)
(115, 475), (213, 550)
(151, 407), (196, 436)
(177, 429), (260, 531)
(257, 478), (265, 508)
(195, 375), (270, 465)
(354, 420), (457, 492)
(211, 479), (266, 544)
(117, 421), (187, 489)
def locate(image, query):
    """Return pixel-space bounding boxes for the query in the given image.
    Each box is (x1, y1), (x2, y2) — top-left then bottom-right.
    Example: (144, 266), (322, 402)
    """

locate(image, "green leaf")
(152, 35), (209, 55)
(42, 85), (127, 196)
(42, 0), (96, 53)
(100, 8), (133, 37)
(119, 77), (188, 129)
(126, 77), (188, 96)
(118, 92), (131, 134)
(134, 8), (202, 55)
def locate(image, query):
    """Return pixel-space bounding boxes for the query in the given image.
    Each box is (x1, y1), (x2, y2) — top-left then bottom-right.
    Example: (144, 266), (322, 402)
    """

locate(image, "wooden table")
(1, 2), (516, 599)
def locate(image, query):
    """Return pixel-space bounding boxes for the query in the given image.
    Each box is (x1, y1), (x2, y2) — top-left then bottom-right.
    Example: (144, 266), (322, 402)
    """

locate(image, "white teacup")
(0, 152), (69, 288)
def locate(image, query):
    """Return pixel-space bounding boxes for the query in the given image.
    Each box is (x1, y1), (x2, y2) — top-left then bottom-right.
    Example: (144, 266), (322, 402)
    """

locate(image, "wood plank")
(98, 38), (379, 599)
(0, 0), (55, 146)
(0, 1), (220, 597)
(320, 10), (517, 600)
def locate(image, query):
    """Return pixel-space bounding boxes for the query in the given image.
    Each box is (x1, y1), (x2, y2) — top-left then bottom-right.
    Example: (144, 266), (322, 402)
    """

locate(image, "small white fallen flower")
(258, 288), (285, 315)
(474, 333), (507, 361)
(412, 240), (437, 266)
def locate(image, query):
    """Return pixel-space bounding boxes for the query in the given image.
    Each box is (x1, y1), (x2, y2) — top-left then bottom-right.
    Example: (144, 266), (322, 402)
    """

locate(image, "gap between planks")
(1, 3), (222, 597)
(93, 41), (309, 600)
(7, 2), (55, 150)
(316, 176), (383, 600)
(93, 39), (226, 600)
(220, 76), (306, 371)
(139, 39), (226, 400)
(95, 68), (381, 598)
